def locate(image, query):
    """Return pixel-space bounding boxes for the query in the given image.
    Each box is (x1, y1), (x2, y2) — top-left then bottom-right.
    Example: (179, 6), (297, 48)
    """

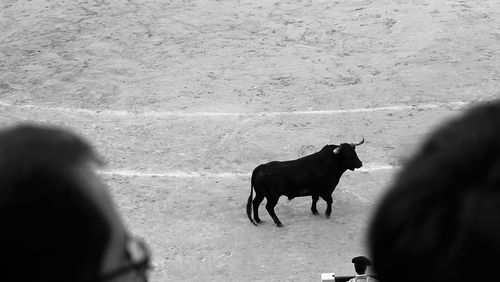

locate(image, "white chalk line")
(343, 190), (374, 205)
(99, 167), (387, 204)
(0, 100), (470, 118)
(99, 170), (249, 178)
(98, 164), (396, 178)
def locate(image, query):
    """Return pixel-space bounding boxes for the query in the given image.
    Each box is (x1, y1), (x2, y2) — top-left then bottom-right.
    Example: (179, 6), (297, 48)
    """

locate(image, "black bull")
(246, 139), (364, 227)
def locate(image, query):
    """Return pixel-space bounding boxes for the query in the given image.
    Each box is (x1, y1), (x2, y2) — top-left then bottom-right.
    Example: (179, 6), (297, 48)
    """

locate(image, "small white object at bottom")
(321, 273), (335, 281)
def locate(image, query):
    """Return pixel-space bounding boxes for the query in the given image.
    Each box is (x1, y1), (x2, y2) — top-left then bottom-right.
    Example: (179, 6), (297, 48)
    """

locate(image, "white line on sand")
(0, 100), (469, 118)
(99, 164), (396, 178)
(343, 191), (374, 204)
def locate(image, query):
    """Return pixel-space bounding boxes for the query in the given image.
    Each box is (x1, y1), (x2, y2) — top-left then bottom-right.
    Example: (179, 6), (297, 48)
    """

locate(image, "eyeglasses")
(100, 237), (152, 282)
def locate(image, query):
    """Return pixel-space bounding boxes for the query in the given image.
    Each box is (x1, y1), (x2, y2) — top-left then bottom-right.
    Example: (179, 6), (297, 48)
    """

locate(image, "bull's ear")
(333, 147), (341, 154)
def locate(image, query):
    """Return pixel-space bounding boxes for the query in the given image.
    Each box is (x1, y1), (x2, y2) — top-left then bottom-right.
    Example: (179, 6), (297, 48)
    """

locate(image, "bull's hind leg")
(265, 196), (283, 227)
(311, 195), (319, 215)
(252, 193), (265, 223)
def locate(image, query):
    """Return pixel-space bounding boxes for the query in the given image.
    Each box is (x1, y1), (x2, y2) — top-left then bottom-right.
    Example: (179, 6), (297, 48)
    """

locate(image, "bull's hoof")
(325, 213), (331, 219)
(312, 210), (319, 215)
(254, 218), (262, 223)
(276, 222), (284, 227)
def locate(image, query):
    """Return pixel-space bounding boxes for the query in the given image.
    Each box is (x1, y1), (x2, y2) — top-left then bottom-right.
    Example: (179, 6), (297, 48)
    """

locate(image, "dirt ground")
(1, 0), (499, 281)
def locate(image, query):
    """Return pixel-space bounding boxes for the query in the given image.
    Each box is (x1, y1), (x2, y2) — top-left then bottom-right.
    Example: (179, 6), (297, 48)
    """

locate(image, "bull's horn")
(353, 138), (365, 147)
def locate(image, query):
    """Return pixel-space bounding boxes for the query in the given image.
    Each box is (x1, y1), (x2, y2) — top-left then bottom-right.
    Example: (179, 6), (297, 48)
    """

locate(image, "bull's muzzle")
(350, 161), (362, 171)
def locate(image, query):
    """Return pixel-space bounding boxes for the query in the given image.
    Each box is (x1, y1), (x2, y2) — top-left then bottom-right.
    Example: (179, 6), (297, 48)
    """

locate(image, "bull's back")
(253, 159), (326, 194)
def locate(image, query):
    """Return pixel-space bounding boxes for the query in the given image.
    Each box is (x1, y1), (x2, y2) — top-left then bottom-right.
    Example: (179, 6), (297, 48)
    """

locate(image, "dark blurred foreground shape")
(369, 100), (500, 282)
(0, 124), (151, 282)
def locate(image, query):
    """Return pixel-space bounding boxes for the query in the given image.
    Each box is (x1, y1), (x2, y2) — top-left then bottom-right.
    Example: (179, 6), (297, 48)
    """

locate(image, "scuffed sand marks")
(1, 0), (499, 113)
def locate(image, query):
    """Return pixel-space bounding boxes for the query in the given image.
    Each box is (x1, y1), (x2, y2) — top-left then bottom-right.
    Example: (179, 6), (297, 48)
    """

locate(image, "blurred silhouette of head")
(0, 124), (150, 281)
(369, 101), (500, 282)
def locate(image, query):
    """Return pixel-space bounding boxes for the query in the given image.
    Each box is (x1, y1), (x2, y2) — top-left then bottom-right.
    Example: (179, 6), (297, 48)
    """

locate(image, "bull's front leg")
(265, 196), (283, 227)
(311, 195), (319, 215)
(322, 194), (333, 218)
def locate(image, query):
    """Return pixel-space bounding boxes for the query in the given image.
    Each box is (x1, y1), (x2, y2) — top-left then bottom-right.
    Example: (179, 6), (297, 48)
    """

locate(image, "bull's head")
(333, 138), (364, 171)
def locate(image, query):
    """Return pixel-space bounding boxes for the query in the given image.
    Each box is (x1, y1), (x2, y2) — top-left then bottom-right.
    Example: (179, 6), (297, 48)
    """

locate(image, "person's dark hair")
(352, 256), (371, 275)
(368, 101), (500, 282)
(0, 124), (111, 282)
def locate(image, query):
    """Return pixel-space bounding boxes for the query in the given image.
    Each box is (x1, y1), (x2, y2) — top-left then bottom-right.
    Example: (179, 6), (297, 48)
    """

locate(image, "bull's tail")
(247, 171), (258, 226)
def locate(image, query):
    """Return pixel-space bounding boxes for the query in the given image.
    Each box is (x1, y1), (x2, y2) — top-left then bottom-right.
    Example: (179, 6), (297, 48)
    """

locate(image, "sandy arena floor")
(1, 0), (499, 281)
